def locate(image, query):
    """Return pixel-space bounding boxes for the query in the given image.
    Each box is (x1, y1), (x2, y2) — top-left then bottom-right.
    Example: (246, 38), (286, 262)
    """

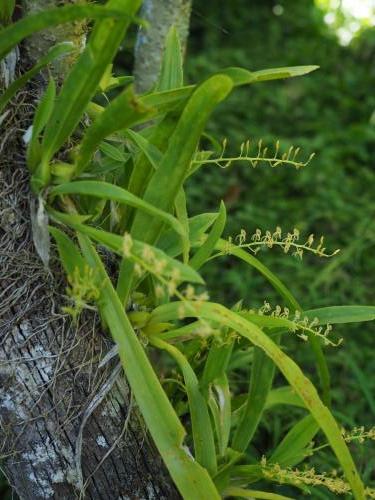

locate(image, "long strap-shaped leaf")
(214, 239), (331, 406)
(232, 334), (280, 452)
(40, 0), (141, 168)
(132, 75), (232, 241)
(75, 235), (220, 500)
(75, 86), (154, 176)
(50, 180), (186, 240)
(27, 77), (56, 171)
(49, 216), (203, 285)
(151, 301), (365, 500)
(120, 114), (178, 232)
(270, 415), (319, 467)
(220, 65), (319, 85)
(0, 43), (72, 114)
(117, 75), (233, 303)
(87, 65), (319, 123)
(304, 305), (375, 324)
(0, 4), (128, 60)
(157, 25), (184, 91)
(223, 487), (293, 500)
(189, 201), (226, 270)
(150, 336), (217, 475)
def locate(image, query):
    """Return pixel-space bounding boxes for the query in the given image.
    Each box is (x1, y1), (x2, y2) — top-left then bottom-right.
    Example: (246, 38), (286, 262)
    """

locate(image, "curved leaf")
(117, 75), (233, 303)
(28, 76), (56, 171)
(223, 487), (293, 500)
(190, 201), (226, 270)
(49, 213), (203, 286)
(232, 334), (280, 452)
(304, 305), (375, 325)
(77, 236), (220, 499)
(220, 65), (319, 86)
(157, 25), (184, 91)
(151, 301), (365, 500)
(0, 4), (128, 60)
(50, 180), (186, 239)
(41, 0), (142, 168)
(270, 415), (319, 467)
(151, 336), (217, 475)
(0, 42), (71, 114)
(75, 86), (153, 175)
(214, 240), (331, 406)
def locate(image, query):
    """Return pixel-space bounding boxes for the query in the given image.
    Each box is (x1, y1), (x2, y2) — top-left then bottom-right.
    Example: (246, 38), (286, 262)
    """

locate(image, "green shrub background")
(184, 0), (375, 489)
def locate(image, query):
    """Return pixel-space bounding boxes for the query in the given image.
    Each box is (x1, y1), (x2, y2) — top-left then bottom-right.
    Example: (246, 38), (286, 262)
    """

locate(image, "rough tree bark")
(0, 1), (191, 498)
(22, 0), (87, 76)
(134, 0), (192, 93)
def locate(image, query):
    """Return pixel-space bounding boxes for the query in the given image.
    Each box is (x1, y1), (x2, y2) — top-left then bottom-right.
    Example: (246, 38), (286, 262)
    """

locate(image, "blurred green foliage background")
(186, 0), (375, 310)
(184, 0), (375, 492)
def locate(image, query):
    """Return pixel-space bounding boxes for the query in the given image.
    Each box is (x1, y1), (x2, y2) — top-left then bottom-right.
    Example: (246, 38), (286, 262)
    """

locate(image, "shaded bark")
(134, 0), (192, 93)
(0, 2), (179, 498)
(22, 0), (87, 77)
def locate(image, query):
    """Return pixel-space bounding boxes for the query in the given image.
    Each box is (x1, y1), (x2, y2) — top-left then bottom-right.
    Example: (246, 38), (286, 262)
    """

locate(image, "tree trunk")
(0, 2), (180, 498)
(134, 0), (192, 93)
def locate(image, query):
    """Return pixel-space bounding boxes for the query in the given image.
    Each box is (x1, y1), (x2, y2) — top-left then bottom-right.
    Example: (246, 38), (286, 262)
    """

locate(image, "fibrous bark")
(0, 2), (179, 498)
(134, 0), (192, 93)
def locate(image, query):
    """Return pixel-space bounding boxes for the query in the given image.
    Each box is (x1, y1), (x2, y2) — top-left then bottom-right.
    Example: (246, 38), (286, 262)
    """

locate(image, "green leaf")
(89, 156), (130, 176)
(208, 374), (231, 458)
(151, 336), (217, 475)
(99, 141), (129, 163)
(137, 65), (318, 113)
(157, 25), (184, 91)
(75, 85), (153, 175)
(223, 487), (294, 500)
(41, 0), (142, 169)
(0, 4), (128, 60)
(270, 415), (319, 467)
(77, 235), (220, 499)
(219, 65), (319, 86)
(0, 43), (72, 115)
(50, 180), (186, 240)
(174, 188), (190, 263)
(190, 201), (226, 270)
(120, 114), (178, 232)
(141, 85), (193, 111)
(265, 387), (304, 410)
(232, 334), (280, 452)
(117, 75), (233, 304)
(238, 312), (292, 331)
(101, 74), (134, 92)
(152, 301), (365, 500)
(50, 214), (203, 286)
(201, 340), (233, 390)
(28, 76), (56, 172)
(125, 129), (163, 169)
(0, 0), (15, 24)
(157, 319), (208, 342)
(131, 75), (233, 244)
(214, 240), (299, 310)
(304, 305), (375, 325)
(343, 353), (375, 415)
(214, 240), (332, 407)
(48, 226), (85, 275)
(159, 212), (218, 257)
(200, 301), (241, 395)
(86, 65), (318, 132)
